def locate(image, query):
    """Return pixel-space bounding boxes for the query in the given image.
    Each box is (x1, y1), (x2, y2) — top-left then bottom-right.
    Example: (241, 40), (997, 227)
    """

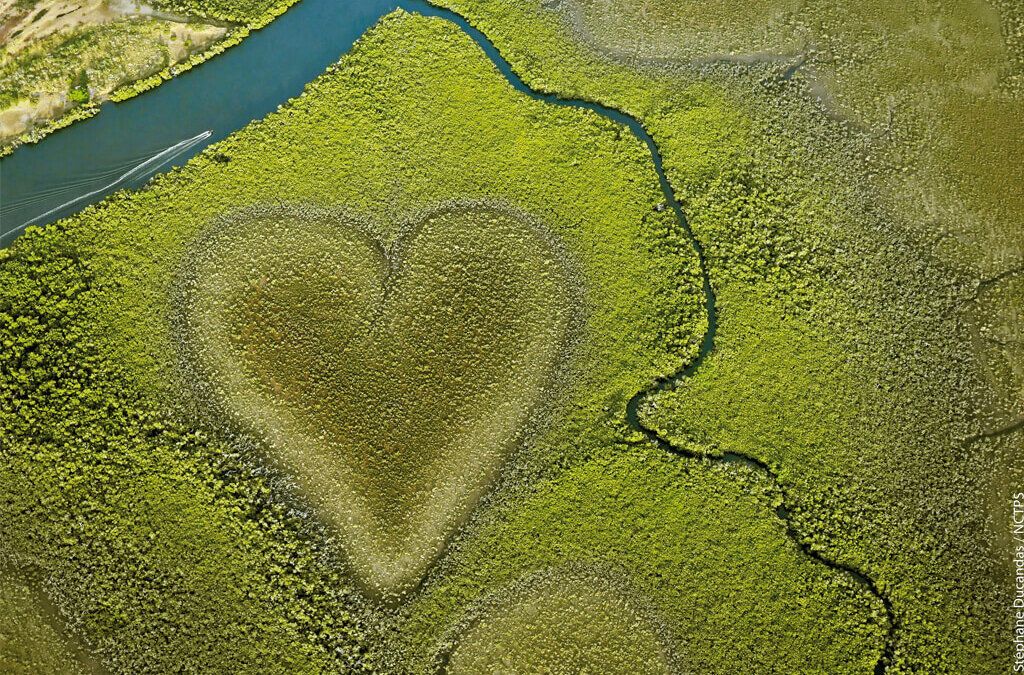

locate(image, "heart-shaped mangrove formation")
(174, 203), (574, 600)
(437, 566), (682, 674)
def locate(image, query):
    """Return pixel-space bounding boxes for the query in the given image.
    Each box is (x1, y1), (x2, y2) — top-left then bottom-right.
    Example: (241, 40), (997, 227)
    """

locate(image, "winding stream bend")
(0, 1), (896, 671)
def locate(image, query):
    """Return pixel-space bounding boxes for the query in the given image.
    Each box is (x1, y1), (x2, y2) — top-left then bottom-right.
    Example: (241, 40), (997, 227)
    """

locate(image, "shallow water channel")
(0, 3), (895, 671)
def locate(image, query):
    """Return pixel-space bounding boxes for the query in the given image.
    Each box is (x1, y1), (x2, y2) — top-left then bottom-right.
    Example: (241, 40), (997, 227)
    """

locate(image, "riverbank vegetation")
(427, 0), (1021, 671)
(0, 0), (303, 155)
(0, 11), (889, 672)
(0, 11), (226, 149)
(428, 0), (1019, 671)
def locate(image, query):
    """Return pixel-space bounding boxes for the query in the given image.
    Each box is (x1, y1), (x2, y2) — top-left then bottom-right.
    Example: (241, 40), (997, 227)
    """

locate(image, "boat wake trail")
(1, 149), (163, 212)
(2, 130), (213, 242)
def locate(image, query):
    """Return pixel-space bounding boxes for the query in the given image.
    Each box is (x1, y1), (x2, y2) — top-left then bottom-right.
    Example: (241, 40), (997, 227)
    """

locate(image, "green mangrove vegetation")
(399, 445), (885, 674)
(2, 0), (1020, 672)
(428, 0), (1024, 672)
(0, 0), (299, 154)
(0, 10), (891, 672)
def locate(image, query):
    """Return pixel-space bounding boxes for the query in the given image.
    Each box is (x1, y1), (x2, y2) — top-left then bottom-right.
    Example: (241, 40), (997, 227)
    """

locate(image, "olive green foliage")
(473, 0), (1024, 275)
(0, 16), (226, 154)
(177, 204), (573, 598)
(145, 0), (281, 24)
(557, 0), (1006, 135)
(548, 0), (1024, 404)
(0, 234), (370, 673)
(643, 139), (1011, 673)
(0, 568), (96, 674)
(562, 0), (801, 62)
(643, 287), (858, 474)
(441, 567), (679, 674)
(402, 447), (884, 674)
(429, 0), (1020, 672)
(0, 10), (890, 672)
(970, 270), (1024, 426)
(0, 20), (173, 108)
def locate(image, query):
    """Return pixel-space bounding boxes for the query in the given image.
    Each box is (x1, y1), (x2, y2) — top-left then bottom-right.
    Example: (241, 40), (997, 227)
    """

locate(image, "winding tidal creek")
(0, 1), (896, 671)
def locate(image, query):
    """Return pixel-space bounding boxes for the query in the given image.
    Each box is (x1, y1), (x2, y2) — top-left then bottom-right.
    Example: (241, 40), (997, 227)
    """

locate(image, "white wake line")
(1, 153), (169, 211)
(3, 129), (213, 239)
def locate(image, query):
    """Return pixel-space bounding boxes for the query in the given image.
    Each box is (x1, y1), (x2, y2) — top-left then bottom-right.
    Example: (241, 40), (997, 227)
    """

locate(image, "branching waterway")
(0, 0), (896, 670)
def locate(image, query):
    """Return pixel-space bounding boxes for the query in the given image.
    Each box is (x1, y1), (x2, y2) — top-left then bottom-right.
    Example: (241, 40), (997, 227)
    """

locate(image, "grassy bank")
(0, 0), (301, 156)
(426, 0), (1022, 671)
(0, 10), (887, 671)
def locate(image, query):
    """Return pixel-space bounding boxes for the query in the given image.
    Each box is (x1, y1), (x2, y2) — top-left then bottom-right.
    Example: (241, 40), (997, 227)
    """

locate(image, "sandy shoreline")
(0, 0), (227, 144)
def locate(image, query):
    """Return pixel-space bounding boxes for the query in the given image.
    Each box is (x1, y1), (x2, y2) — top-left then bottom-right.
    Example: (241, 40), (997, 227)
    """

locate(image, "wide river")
(0, 0), (498, 246)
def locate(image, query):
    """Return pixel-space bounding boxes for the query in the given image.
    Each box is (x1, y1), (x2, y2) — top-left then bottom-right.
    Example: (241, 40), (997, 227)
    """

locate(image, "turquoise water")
(0, 0), (670, 247)
(0, 0), (442, 245)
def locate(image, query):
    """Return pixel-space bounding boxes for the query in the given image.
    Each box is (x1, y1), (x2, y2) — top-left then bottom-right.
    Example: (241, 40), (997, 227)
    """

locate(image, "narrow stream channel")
(0, 1), (896, 671)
